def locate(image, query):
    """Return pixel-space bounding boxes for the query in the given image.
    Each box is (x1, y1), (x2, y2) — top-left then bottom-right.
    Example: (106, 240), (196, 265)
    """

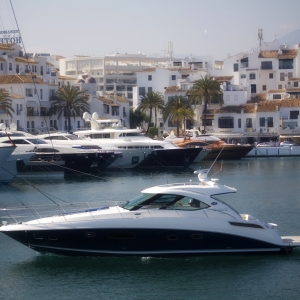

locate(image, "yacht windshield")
(120, 193), (209, 211)
(212, 195), (240, 215)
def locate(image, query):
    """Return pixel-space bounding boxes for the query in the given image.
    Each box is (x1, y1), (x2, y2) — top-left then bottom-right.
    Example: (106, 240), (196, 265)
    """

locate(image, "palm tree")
(129, 107), (149, 129)
(50, 85), (89, 132)
(178, 106), (195, 131)
(137, 91), (164, 134)
(190, 75), (222, 133)
(0, 90), (14, 118)
(163, 95), (194, 136)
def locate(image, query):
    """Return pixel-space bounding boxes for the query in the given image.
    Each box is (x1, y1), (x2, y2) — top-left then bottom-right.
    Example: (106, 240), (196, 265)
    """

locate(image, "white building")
(0, 43), (131, 132)
(0, 43), (60, 131)
(59, 53), (167, 103)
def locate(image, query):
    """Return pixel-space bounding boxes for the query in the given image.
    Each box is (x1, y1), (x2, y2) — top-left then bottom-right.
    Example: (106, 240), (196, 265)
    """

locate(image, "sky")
(1, 0), (300, 60)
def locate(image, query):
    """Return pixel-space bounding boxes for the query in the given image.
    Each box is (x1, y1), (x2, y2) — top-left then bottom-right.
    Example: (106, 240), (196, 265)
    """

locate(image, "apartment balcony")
(118, 80), (136, 84)
(224, 85), (247, 91)
(244, 128), (256, 132)
(260, 66), (273, 70)
(106, 79), (117, 84)
(40, 111), (51, 117)
(240, 63), (248, 68)
(27, 111), (39, 117)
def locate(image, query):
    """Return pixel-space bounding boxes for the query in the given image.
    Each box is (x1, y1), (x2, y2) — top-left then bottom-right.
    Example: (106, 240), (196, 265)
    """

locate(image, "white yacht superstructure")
(73, 113), (207, 168)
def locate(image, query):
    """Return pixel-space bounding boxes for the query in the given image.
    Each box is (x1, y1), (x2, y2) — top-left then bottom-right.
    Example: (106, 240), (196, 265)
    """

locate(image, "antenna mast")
(258, 29), (263, 48)
(167, 41), (173, 61)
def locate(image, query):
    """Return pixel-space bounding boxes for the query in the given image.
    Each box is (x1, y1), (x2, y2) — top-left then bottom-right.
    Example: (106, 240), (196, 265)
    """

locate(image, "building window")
(112, 107), (119, 116)
(50, 89), (56, 97)
(26, 88), (33, 97)
(290, 111), (299, 119)
(280, 73), (285, 81)
(171, 75), (176, 80)
(269, 73), (273, 79)
(279, 59), (293, 69)
(148, 75), (152, 81)
(233, 63), (238, 72)
(139, 87), (146, 96)
(278, 84), (282, 89)
(249, 73), (255, 80)
(288, 72), (293, 79)
(246, 118), (252, 128)
(16, 64), (19, 73)
(238, 118), (241, 128)
(273, 94), (281, 99)
(40, 89), (43, 100)
(262, 85), (266, 91)
(16, 104), (20, 115)
(267, 117), (273, 127)
(9, 63), (12, 71)
(103, 104), (109, 114)
(241, 74), (246, 78)
(294, 82), (298, 87)
(148, 87), (152, 93)
(261, 61), (272, 70)
(0, 63), (3, 70)
(259, 117), (265, 127)
(40, 66), (43, 75)
(218, 117), (234, 128)
(240, 58), (248, 68)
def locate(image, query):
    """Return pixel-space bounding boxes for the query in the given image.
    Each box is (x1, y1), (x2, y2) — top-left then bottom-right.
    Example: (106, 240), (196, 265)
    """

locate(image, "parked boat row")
(0, 117), (212, 182)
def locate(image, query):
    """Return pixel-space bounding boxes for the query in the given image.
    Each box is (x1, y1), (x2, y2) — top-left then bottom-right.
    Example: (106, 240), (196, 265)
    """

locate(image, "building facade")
(59, 53), (167, 103)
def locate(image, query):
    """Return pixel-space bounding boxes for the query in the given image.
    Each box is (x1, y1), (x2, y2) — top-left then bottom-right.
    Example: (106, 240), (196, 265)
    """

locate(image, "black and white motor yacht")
(1, 169), (299, 256)
(73, 112), (208, 168)
(0, 129), (117, 174)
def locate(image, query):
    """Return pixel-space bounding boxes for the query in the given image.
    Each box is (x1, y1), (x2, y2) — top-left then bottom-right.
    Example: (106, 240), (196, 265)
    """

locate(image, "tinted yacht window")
(120, 193), (209, 211)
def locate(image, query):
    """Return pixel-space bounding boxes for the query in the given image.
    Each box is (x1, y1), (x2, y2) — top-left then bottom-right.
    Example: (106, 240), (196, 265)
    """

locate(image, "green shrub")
(147, 127), (158, 139)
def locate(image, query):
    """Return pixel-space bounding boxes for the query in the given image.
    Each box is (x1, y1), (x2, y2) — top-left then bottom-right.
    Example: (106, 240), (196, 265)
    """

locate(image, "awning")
(280, 134), (300, 138)
(40, 101), (51, 108)
(26, 101), (38, 108)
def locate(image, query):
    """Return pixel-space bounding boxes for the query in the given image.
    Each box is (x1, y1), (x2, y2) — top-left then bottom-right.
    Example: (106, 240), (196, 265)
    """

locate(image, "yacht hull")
(1, 227), (295, 256)
(17, 152), (116, 173)
(134, 148), (202, 168)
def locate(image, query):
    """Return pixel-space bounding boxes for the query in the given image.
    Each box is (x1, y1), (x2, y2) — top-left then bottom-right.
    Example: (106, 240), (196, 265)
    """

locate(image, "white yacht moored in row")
(0, 126), (119, 174)
(1, 169), (299, 256)
(73, 112), (208, 168)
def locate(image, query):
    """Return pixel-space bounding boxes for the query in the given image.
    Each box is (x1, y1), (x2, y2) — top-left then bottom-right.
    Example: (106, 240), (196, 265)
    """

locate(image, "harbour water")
(1, 158), (300, 300)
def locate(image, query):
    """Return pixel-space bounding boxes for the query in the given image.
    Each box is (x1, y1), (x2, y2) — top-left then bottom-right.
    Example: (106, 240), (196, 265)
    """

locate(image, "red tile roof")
(0, 75), (46, 84)
(259, 49), (298, 59)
